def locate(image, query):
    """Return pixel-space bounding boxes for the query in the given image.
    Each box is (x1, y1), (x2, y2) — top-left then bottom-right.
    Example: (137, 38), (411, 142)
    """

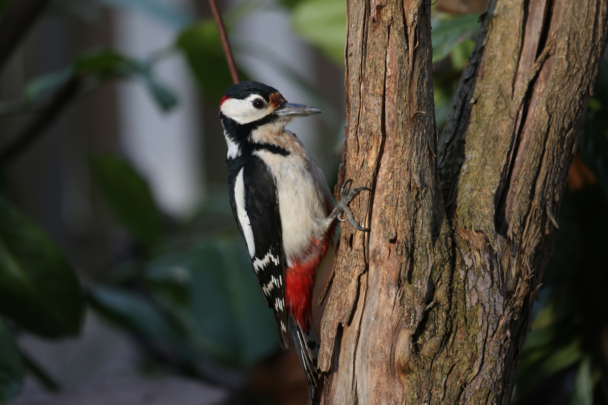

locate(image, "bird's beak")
(274, 103), (323, 118)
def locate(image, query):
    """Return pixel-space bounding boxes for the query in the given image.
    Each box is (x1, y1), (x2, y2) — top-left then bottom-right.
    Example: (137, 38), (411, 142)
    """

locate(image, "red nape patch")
(285, 238), (330, 330)
(219, 95), (231, 116)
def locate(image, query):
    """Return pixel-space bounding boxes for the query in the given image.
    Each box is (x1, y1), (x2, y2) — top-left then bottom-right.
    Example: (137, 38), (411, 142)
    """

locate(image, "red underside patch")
(285, 237), (330, 330)
(219, 95), (231, 116)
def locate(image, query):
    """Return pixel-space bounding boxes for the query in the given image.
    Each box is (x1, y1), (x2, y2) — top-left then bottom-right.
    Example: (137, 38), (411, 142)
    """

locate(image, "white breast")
(253, 136), (333, 263)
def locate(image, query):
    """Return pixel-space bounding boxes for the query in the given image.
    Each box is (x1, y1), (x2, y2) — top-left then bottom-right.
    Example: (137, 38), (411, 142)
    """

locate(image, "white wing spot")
(281, 321), (287, 332)
(262, 279), (274, 296)
(235, 168), (255, 257)
(253, 251), (280, 272)
(274, 298), (285, 312)
(262, 275), (283, 296)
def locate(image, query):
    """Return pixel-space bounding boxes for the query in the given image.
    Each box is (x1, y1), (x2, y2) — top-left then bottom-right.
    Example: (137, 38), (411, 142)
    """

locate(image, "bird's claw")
(340, 179), (353, 197)
(334, 179), (371, 232)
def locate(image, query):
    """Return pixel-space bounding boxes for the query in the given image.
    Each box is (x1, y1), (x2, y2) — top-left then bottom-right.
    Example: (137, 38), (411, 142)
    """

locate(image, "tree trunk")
(318, 0), (608, 403)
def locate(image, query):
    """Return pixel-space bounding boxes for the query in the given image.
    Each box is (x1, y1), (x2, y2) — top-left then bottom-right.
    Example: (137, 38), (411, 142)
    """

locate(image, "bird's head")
(219, 81), (322, 126)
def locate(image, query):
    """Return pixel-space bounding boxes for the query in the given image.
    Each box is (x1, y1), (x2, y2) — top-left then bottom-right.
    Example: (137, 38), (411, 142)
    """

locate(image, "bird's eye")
(252, 99), (266, 109)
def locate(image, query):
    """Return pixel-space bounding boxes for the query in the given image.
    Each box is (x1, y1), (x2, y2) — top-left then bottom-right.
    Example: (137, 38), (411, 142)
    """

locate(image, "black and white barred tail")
(288, 316), (320, 402)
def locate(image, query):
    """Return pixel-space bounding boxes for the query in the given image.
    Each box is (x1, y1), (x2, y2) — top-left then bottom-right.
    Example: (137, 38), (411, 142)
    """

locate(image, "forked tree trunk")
(318, 0), (608, 403)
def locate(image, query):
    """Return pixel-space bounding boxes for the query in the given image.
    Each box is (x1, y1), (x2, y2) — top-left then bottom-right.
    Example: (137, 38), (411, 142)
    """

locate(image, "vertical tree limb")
(319, 0), (608, 403)
(319, 0), (440, 402)
(208, 0), (240, 85)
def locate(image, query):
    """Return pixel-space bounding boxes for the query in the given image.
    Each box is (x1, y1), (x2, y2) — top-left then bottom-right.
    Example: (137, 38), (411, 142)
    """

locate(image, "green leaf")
(218, 240), (279, 365)
(95, 0), (193, 30)
(432, 13), (480, 63)
(450, 38), (475, 70)
(141, 237), (279, 367)
(25, 49), (177, 112)
(88, 286), (191, 354)
(571, 357), (593, 405)
(0, 198), (85, 337)
(89, 284), (228, 367)
(76, 49), (178, 111)
(90, 155), (161, 249)
(176, 20), (246, 101)
(138, 63), (179, 111)
(75, 48), (140, 77)
(0, 0), (13, 15)
(25, 69), (74, 103)
(517, 338), (582, 396)
(292, 0), (346, 66)
(0, 318), (24, 404)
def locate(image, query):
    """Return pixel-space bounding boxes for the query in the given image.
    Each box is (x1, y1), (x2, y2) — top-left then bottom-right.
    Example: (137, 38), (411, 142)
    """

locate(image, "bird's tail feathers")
(289, 315), (320, 402)
(275, 314), (290, 350)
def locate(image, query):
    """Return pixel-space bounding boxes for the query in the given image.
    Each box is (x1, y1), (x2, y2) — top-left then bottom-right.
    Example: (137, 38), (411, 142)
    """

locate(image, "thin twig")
(0, 76), (82, 168)
(208, 0), (240, 84)
(21, 349), (61, 392)
(0, 0), (50, 71)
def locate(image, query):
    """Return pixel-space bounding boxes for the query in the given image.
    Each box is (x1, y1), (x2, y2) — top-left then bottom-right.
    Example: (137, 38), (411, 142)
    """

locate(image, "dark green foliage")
(515, 185), (608, 405)
(431, 13), (480, 63)
(88, 285), (198, 358)
(143, 237), (279, 367)
(580, 61), (608, 200)
(26, 48), (178, 111)
(176, 20), (248, 102)
(513, 68), (608, 402)
(90, 236), (279, 368)
(0, 318), (24, 404)
(291, 0), (345, 66)
(90, 155), (162, 249)
(0, 0), (12, 14)
(0, 197), (85, 337)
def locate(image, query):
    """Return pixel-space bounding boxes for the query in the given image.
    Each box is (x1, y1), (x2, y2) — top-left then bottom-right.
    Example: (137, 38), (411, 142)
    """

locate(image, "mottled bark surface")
(318, 0), (608, 403)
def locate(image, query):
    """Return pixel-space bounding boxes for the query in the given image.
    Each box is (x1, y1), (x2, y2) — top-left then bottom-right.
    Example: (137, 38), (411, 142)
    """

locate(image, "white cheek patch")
(221, 95), (273, 124)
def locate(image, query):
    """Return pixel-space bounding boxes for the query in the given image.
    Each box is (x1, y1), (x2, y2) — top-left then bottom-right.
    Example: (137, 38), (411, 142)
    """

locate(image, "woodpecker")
(219, 81), (368, 400)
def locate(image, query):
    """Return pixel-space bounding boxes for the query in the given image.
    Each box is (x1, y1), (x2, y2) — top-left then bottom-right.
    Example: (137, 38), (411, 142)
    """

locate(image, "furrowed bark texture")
(318, 0), (608, 403)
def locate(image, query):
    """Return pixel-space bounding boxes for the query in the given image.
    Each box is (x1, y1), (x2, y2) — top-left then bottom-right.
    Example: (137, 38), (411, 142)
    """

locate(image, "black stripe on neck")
(250, 143), (290, 156)
(221, 112), (278, 143)
(221, 113), (290, 158)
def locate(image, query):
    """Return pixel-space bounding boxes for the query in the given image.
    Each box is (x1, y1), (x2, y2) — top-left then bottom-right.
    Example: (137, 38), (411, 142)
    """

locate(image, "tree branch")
(320, 0), (608, 403)
(0, 0), (50, 71)
(0, 76), (81, 168)
(208, 0), (240, 85)
(319, 0), (441, 402)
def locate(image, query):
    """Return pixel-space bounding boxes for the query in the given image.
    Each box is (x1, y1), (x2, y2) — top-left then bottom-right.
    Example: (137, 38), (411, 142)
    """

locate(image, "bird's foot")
(331, 179), (371, 232)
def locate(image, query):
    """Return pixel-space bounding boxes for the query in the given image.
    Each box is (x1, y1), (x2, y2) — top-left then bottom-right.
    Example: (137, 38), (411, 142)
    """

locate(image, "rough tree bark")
(318, 0), (608, 403)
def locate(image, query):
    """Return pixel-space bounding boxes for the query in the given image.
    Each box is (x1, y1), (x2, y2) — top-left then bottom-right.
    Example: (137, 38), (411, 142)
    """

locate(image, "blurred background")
(0, 0), (607, 404)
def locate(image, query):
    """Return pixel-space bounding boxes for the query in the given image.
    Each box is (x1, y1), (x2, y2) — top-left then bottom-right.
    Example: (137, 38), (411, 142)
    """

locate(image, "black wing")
(227, 156), (289, 348)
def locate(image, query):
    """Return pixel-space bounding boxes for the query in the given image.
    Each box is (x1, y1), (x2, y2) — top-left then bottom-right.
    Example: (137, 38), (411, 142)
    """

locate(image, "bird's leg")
(328, 179), (371, 232)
